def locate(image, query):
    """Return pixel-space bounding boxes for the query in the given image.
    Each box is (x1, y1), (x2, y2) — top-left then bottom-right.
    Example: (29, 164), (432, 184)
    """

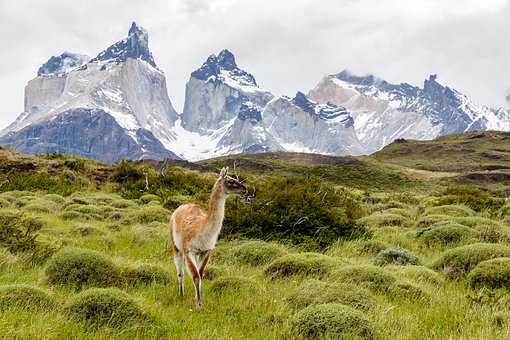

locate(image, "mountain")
(309, 70), (510, 153)
(0, 22), (180, 162)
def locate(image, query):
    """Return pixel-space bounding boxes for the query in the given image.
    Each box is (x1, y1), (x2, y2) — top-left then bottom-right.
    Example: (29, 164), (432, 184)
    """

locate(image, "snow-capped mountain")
(309, 71), (510, 153)
(0, 22), (180, 162)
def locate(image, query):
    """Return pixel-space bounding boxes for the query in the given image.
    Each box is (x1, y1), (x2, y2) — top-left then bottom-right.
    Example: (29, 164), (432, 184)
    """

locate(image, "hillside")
(0, 132), (509, 339)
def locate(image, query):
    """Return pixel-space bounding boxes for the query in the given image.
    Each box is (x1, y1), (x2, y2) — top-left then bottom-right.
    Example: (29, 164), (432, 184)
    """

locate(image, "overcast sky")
(1, 0), (509, 129)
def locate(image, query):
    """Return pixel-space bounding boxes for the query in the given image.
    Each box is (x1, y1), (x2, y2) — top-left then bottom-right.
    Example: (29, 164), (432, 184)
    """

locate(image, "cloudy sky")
(1, 0), (509, 129)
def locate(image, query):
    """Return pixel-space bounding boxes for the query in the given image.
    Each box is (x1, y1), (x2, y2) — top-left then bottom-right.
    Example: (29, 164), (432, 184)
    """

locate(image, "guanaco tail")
(169, 167), (247, 307)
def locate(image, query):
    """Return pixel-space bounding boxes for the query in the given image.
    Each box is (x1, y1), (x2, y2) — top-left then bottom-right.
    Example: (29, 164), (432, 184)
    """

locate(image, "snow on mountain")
(309, 70), (510, 153)
(1, 22), (180, 162)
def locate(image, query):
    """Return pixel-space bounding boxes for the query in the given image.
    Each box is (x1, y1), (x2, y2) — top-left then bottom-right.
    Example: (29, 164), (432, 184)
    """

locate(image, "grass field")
(0, 132), (510, 339)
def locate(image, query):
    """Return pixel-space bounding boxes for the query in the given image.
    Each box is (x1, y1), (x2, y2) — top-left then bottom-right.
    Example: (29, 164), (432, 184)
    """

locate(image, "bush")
(264, 253), (337, 279)
(374, 247), (420, 266)
(286, 280), (375, 311)
(438, 187), (505, 213)
(388, 265), (444, 286)
(224, 176), (367, 249)
(128, 205), (169, 224)
(0, 210), (43, 253)
(45, 248), (121, 288)
(329, 265), (396, 291)
(386, 281), (430, 302)
(432, 243), (510, 278)
(201, 265), (222, 280)
(43, 194), (66, 205)
(0, 284), (55, 310)
(64, 204), (105, 216)
(290, 303), (374, 339)
(416, 214), (449, 228)
(218, 240), (288, 266)
(468, 258), (510, 290)
(123, 263), (171, 285)
(24, 200), (58, 213)
(451, 216), (501, 228)
(424, 205), (475, 217)
(354, 240), (389, 256)
(210, 276), (258, 293)
(476, 225), (510, 243)
(65, 288), (147, 327)
(357, 213), (409, 228)
(416, 223), (477, 246)
(0, 247), (17, 270)
(140, 194), (161, 204)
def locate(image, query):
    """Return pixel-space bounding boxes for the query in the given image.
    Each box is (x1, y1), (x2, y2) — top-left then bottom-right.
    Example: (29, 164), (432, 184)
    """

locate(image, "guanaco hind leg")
(172, 244), (184, 297)
(184, 252), (202, 307)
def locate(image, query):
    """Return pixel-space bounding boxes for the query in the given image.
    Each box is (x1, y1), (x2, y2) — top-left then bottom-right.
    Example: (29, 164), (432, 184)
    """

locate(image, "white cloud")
(0, 0), (509, 128)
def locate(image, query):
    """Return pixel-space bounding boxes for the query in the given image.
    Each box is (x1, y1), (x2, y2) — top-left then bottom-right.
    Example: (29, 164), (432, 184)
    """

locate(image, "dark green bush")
(201, 265), (223, 280)
(416, 214), (449, 228)
(329, 265), (396, 292)
(387, 265), (444, 286)
(0, 284), (55, 310)
(468, 257), (510, 290)
(217, 240), (288, 266)
(354, 240), (389, 256)
(432, 243), (510, 278)
(0, 210), (43, 253)
(373, 248), (420, 266)
(416, 223), (477, 246)
(210, 276), (258, 293)
(123, 264), (171, 285)
(45, 248), (121, 288)
(424, 205), (475, 217)
(439, 186), (505, 213)
(224, 176), (366, 249)
(290, 303), (374, 339)
(65, 288), (147, 327)
(264, 253), (337, 279)
(286, 280), (375, 311)
(387, 281), (430, 302)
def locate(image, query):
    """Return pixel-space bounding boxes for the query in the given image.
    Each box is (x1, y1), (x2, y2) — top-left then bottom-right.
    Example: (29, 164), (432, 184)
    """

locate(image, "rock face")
(0, 109), (177, 163)
(1, 22), (180, 162)
(309, 70), (510, 153)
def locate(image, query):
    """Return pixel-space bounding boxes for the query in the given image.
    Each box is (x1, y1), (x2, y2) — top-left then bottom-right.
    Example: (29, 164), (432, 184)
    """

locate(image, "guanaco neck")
(205, 179), (227, 229)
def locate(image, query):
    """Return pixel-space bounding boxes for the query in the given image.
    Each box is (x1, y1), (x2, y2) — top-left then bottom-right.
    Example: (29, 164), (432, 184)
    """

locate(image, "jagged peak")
(37, 52), (90, 76)
(291, 91), (350, 122)
(89, 22), (156, 68)
(335, 69), (383, 87)
(191, 49), (257, 87)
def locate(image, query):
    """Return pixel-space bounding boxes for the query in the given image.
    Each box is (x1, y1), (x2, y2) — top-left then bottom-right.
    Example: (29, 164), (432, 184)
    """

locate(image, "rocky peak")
(422, 74), (459, 106)
(292, 91), (350, 122)
(37, 52), (90, 76)
(89, 21), (156, 67)
(191, 49), (257, 86)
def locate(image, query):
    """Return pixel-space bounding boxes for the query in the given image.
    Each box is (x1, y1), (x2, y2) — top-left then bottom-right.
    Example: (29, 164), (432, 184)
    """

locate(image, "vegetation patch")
(210, 276), (258, 293)
(264, 253), (338, 279)
(416, 214), (450, 228)
(388, 265), (444, 286)
(387, 281), (430, 302)
(65, 288), (147, 327)
(286, 279), (375, 311)
(374, 247), (420, 266)
(217, 240), (288, 266)
(290, 303), (374, 339)
(432, 243), (510, 278)
(416, 223), (477, 246)
(329, 265), (396, 291)
(45, 248), (121, 289)
(468, 258), (510, 290)
(0, 284), (55, 310)
(424, 205), (475, 217)
(0, 209), (43, 253)
(123, 263), (171, 285)
(357, 213), (410, 228)
(354, 239), (389, 256)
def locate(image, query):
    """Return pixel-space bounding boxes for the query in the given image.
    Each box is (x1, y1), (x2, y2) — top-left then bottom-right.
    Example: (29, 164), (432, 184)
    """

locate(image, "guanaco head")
(218, 167), (247, 195)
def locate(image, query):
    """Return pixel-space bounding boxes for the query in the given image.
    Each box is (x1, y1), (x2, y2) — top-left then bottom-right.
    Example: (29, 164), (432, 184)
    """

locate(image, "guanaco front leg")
(198, 250), (211, 278)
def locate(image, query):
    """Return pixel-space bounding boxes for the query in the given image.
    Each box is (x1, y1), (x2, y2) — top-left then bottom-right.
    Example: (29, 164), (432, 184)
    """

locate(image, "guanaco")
(170, 167), (247, 307)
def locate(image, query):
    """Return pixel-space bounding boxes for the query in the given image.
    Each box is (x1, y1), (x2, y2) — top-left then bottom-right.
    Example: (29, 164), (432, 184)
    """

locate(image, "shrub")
(451, 216), (501, 228)
(210, 276), (258, 293)
(43, 194), (66, 205)
(468, 258), (510, 290)
(0, 210), (43, 253)
(432, 243), (510, 278)
(384, 208), (417, 219)
(201, 265), (222, 280)
(416, 224), (477, 246)
(123, 263), (171, 285)
(476, 225), (510, 243)
(388, 265), (444, 286)
(74, 224), (104, 237)
(129, 205), (169, 224)
(329, 265), (396, 291)
(45, 248), (121, 288)
(224, 176), (367, 249)
(290, 303), (374, 339)
(0, 284), (55, 310)
(438, 187), (505, 213)
(354, 240), (389, 256)
(62, 211), (86, 220)
(424, 205), (475, 217)
(219, 240), (288, 266)
(286, 280), (375, 311)
(111, 198), (137, 209)
(416, 214), (449, 228)
(0, 247), (17, 270)
(357, 213), (409, 228)
(264, 253), (337, 279)
(386, 281), (430, 302)
(65, 204), (105, 216)
(373, 247), (420, 266)
(140, 194), (161, 204)
(24, 199), (58, 213)
(65, 288), (147, 327)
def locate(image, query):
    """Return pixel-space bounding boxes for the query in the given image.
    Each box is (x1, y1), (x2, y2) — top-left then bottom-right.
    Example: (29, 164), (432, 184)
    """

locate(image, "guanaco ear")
(219, 167), (229, 179)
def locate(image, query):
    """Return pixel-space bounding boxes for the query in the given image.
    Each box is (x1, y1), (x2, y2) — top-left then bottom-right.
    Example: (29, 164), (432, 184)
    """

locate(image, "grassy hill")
(0, 132), (510, 339)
